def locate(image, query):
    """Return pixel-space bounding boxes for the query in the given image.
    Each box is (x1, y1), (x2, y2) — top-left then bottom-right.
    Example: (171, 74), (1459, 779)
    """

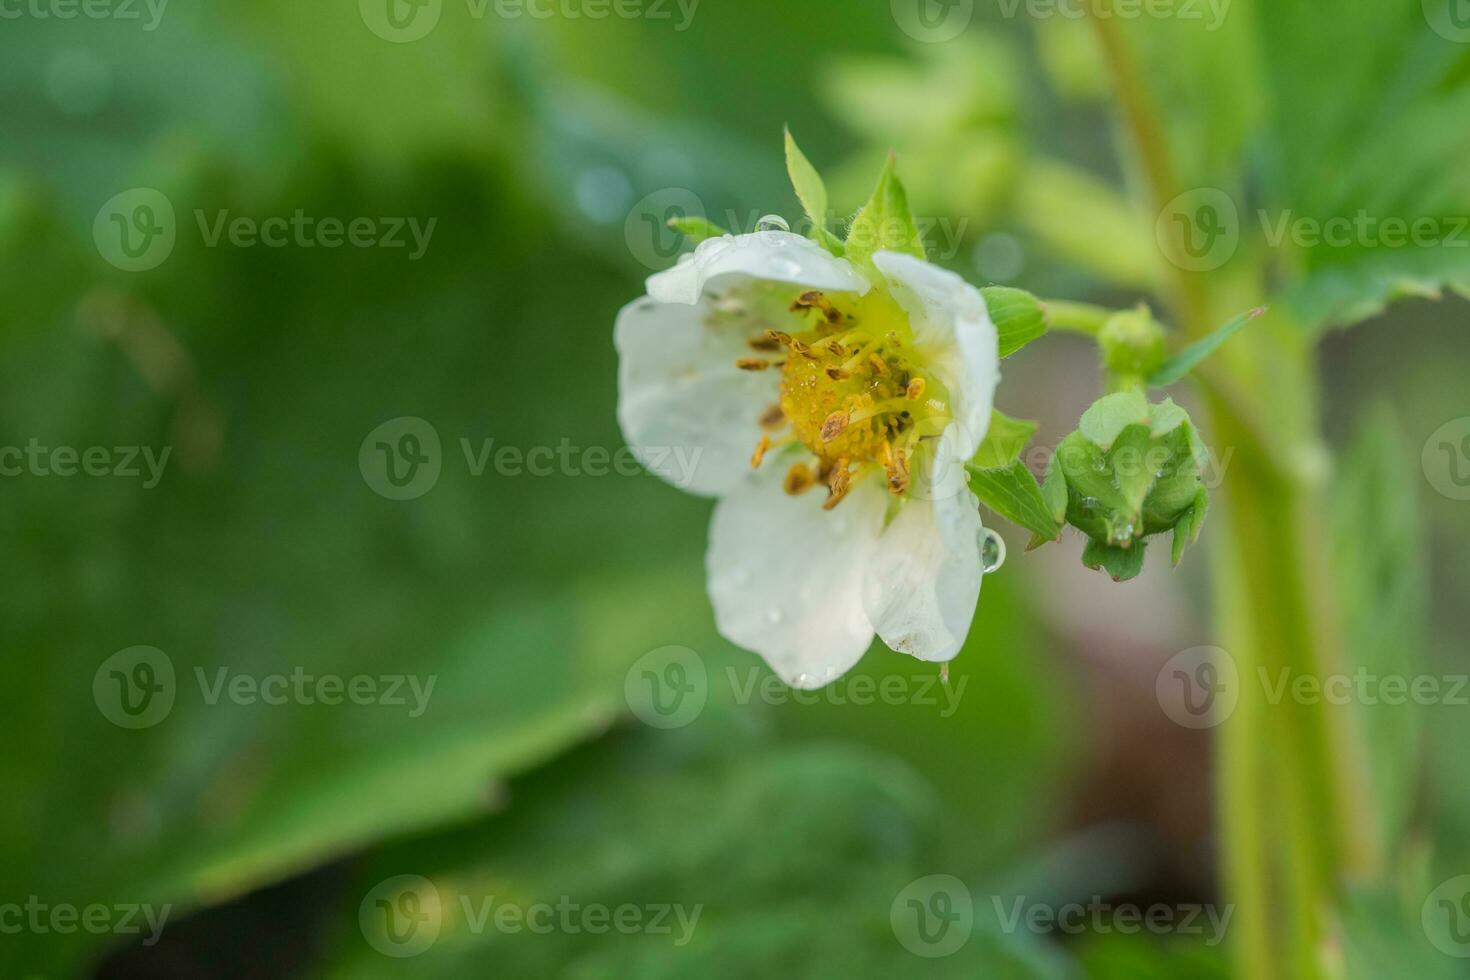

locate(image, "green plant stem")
(1084, 10), (1380, 979)
(1042, 299), (1111, 336)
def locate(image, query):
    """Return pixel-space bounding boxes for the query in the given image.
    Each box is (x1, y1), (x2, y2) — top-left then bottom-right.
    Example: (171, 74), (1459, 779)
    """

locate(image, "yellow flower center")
(732, 287), (950, 509)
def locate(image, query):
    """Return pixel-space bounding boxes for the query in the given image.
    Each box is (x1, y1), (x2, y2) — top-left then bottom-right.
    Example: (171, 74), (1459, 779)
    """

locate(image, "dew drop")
(978, 527), (1007, 574)
(793, 672), (813, 687)
(756, 213), (790, 233)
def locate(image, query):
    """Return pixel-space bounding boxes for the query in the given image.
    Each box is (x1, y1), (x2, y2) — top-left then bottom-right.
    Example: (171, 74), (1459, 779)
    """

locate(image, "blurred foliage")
(1, 1), (1467, 978)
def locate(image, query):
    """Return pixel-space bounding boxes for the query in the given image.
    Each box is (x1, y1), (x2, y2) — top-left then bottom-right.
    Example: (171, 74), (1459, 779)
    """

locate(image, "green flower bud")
(1098, 306), (1165, 390)
(1042, 391), (1209, 581)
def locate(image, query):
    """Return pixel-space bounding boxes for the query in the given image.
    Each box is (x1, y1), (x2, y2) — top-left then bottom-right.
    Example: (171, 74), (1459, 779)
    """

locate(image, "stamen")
(906, 377), (926, 400)
(820, 411), (848, 443)
(759, 404), (785, 430)
(789, 291), (843, 324)
(751, 435), (771, 469)
(868, 354), (890, 377)
(747, 333), (781, 352)
(885, 447), (910, 495)
(840, 339), (883, 374)
(811, 329), (869, 354)
(846, 397), (908, 426)
(736, 358), (774, 371)
(784, 463), (815, 495)
(823, 456), (852, 510)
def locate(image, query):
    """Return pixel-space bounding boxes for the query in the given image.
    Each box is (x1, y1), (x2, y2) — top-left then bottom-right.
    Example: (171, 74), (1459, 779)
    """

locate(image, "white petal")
(872, 250), (999, 460)
(862, 430), (984, 663)
(614, 295), (778, 496)
(706, 466), (885, 688)
(647, 232), (869, 306)
(615, 233), (871, 497)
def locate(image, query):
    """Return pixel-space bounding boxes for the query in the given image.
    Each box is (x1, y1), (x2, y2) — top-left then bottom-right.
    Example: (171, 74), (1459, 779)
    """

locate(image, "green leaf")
(982, 286), (1047, 357)
(1081, 538), (1147, 582)
(967, 460), (1061, 543)
(844, 153), (925, 268)
(667, 215), (729, 243)
(972, 409), (1038, 470)
(1149, 307), (1263, 386)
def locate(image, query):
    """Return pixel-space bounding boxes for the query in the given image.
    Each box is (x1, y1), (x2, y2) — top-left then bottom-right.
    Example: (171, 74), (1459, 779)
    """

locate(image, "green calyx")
(1042, 390), (1209, 581)
(1098, 306), (1165, 390)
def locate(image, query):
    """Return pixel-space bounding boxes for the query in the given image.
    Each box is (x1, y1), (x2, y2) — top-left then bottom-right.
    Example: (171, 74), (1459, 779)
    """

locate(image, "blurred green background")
(2, 2), (1468, 977)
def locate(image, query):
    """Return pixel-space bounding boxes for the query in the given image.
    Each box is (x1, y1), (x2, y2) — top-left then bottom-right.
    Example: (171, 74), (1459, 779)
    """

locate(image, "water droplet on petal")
(978, 527), (1007, 574)
(756, 213), (790, 233)
(793, 672), (813, 687)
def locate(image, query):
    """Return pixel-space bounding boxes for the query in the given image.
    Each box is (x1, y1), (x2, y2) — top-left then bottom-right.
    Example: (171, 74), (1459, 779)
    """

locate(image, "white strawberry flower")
(615, 228), (1001, 688)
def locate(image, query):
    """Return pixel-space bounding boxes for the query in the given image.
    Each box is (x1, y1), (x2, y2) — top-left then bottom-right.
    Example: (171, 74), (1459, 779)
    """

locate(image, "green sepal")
(783, 128), (845, 255)
(667, 215), (729, 243)
(1057, 396), (1210, 579)
(966, 460), (1061, 544)
(844, 153), (924, 269)
(1077, 389), (1151, 450)
(1082, 537), (1147, 582)
(971, 409), (1037, 470)
(1040, 451), (1068, 525)
(982, 286), (1047, 358)
(1170, 486), (1210, 566)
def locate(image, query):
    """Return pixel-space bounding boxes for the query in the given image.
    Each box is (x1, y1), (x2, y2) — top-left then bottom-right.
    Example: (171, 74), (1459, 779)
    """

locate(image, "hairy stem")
(1084, 9), (1378, 978)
